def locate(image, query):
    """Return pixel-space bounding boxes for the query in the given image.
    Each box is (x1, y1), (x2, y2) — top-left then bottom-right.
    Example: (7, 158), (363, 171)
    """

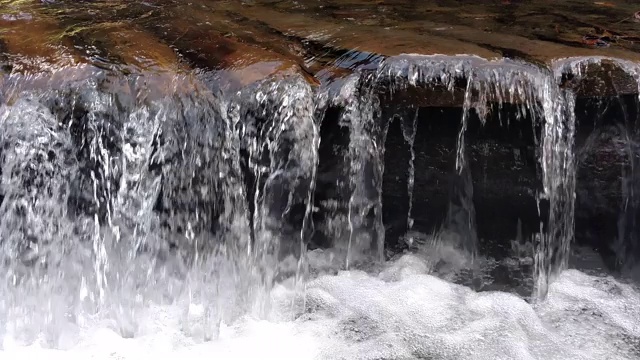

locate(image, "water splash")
(357, 55), (637, 298)
(326, 75), (384, 268)
(0, 66), (322, 345)
(1, 54), (640, 350)
(534, 83), (577, 300)
(0, 90), (79, 346)
(229, 74), (319, 312)
(534, 57), (640, 298)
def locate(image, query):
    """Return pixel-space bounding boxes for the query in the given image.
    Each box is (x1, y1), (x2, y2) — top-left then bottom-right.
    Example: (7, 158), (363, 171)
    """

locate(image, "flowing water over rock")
(1, 0), (640, 359)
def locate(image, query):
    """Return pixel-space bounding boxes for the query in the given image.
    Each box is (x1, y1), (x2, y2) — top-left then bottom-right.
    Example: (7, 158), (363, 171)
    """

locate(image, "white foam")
(2, 305), (320, 360)
(2, 252), (639, 360)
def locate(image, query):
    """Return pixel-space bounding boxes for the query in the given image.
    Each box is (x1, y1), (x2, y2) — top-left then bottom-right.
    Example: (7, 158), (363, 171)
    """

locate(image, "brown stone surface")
(222, 3), (500, 59)
(137, 9), (316, 88)
(0, 5), (82, 73)
(86, 25), (185, 73)
(219, 0), (640, 63)
(1, 0), (639, 94)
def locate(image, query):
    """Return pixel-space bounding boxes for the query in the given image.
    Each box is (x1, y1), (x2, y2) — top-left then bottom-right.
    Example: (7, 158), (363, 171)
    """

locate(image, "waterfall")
(0, 66), (320, 342)
(317, 55), (639, 298)
(228, 74), (319, 313)
(1, 54), (639, 348)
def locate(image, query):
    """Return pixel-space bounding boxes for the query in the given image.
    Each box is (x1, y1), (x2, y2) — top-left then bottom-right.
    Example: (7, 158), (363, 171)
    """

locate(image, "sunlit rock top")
(1, 0), (639, 89)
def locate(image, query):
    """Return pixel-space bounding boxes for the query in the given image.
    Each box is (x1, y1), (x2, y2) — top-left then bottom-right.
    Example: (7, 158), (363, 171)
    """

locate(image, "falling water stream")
(400, 108), (418, 231)
(1, 54), (640, 359)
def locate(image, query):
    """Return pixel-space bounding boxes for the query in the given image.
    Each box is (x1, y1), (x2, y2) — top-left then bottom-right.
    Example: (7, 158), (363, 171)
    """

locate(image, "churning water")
(0, 55), (640, 359)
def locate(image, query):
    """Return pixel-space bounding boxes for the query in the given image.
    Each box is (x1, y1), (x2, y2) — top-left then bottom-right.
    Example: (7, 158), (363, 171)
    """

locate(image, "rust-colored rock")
(0, 10), (82, 73)
(89, 25), (185, 73)
(140, 12), (316, 89)
(224, 4), (499, 60)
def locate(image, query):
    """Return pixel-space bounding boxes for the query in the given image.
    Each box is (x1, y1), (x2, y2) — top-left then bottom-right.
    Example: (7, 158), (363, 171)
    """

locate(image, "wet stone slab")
(1, 0), (640, 86)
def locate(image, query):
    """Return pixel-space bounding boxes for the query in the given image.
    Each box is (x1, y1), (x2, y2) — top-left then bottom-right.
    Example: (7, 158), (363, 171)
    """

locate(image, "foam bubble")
(2, 305), (320, 360)
(2, 252), (639, 360)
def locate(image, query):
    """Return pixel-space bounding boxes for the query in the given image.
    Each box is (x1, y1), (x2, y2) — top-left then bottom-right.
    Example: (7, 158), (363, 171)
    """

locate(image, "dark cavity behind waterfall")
(0, 55), (640, 343)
